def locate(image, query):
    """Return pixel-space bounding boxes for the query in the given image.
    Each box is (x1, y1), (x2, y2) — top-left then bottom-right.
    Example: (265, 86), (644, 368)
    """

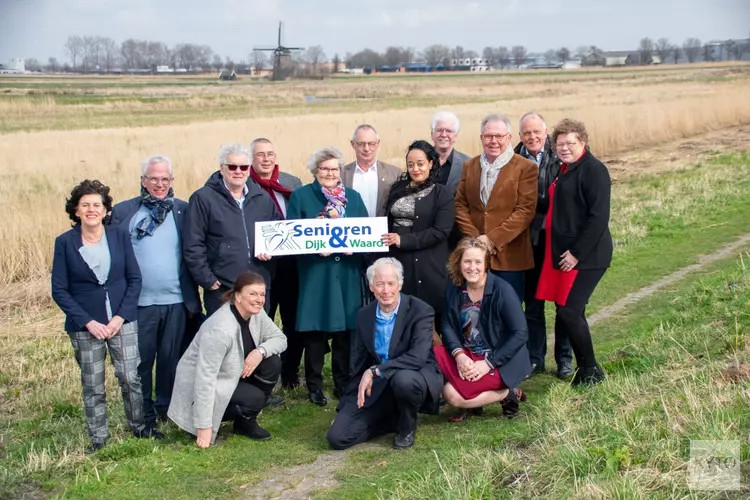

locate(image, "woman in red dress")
(536, 119), (613, 386)
(435, 237), (531, 421)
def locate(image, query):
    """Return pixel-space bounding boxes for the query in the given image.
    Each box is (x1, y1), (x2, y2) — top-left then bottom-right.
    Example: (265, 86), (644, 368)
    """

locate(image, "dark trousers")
(137, 303), (187, 424)
(222, 355), (282, 420)
(204, 284), (272, 317)
(303, 331), (351, 395)
(555, 269), (607, 370)
(490, 270), (525, 302)
(268, 257), (304, 386)
(524, 232), (572, 368)
(327, 370), (428, 450)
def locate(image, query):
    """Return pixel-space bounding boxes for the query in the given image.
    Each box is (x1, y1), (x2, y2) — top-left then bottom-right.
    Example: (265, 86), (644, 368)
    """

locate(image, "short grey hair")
(351, 124), (379, 141)
(140, 155), (173, 177)
(480, 114), (512, 134)
(218, 143), (250, 165)
(519, 112), (547, 130)
(307, 146), (345, 175)
(431, 111), (460, 133)
(366, 257), (404, 286)
(249, 137), (273, 157)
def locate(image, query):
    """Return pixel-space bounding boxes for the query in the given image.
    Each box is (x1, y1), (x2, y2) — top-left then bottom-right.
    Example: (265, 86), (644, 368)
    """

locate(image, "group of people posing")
(51, 111), (613, 453)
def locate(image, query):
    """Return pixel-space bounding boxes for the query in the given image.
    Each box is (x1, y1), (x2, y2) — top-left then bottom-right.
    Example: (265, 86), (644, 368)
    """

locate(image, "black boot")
(500, 388), (527, 419)
(572, 365), (606, 387)
(232, 405), (272, 441)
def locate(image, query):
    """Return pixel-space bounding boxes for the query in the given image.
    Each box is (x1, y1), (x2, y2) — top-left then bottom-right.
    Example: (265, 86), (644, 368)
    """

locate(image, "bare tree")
(64, 35), (83, 71)
(451, 46), (465, 59)
(464, 50), (479, 59)
(250, 51), (267, 74)
(556, 47), (571, 63)
(496, 46), (511, 67)
(196, 45), (214, 70)
(671, 45), (681, 64)
(47, 57), (60, 72)
(638, 37), (655, 65)
(176, 43), (198, 70)
(332, 53), (341, 73)
(25, 58), (41, 72)
(224, 56), (236, 71)
(702, 43), (714, 62)
(655, 38), (672, 64)
(544, 49), (557, 63)
(511, 45), (527, 68)
(305, 45), (327, 74)
(682, 38), (702, 63)
(349, 49), (383, 68)
(482, 46), (495, 63)
(384, 46), (408, 66)
(101, 37), (118, 72)
(422, 44), (451, 67)
(212, 54), (223, 71)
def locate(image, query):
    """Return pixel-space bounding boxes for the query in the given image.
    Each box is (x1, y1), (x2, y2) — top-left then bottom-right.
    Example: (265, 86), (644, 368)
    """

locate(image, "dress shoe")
(524, 363), (544, 380)
(135, 426), (164, 440)
(234, 417), (272, 441)
(556, 361), (574, 379)
(264, 395), (285, 407)
(86, 441), (106, 455)
(393, 431), (415, 449)
(572, 365), (606, 387)
(308, 390), (328, 407)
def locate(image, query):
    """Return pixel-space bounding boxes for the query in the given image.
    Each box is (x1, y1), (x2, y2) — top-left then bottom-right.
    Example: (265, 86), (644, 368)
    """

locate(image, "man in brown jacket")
(454, 113), (538, 300)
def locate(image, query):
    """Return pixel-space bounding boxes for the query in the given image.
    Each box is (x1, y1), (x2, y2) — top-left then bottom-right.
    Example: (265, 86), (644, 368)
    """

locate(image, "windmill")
(253, 22), (304, 81)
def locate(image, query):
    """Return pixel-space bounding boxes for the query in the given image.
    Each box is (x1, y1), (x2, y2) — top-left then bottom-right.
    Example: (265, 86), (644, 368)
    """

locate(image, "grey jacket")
(445, 149), (472, 196)
(167, 302), (287, 442)
(276, 171), (302, 191)
(342, 160), (402, 217)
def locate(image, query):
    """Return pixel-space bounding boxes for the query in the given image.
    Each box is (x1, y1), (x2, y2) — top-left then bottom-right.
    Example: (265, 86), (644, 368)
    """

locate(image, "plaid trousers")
(69, 321), (147, 443)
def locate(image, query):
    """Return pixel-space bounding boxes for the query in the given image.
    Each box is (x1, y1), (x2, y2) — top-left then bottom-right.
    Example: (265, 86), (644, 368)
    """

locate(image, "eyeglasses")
(318, 167), (340, 174)
(224, 164), (250, 172)
(555, 142), (580, 150)
(433, 127), (456, 135)
(521, 130), (545, 138)
(481, 133), (510, 142)
(254, 152), (276, 159)
(354, 141), (379, 149)
(143, 176), (173, 185)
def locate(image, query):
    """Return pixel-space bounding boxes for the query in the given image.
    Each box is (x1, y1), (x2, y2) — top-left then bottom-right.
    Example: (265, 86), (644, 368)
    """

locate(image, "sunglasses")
(225, 164), (250, 172)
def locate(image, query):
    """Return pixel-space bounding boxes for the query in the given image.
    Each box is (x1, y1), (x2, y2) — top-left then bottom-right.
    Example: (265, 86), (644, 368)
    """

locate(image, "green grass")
(1, 154), (749, 498)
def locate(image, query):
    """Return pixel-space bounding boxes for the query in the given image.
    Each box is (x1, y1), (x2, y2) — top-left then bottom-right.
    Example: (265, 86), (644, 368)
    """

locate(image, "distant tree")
(332, 53), (341, 73)
(724, 39), (738, 60)
(638, 37), (654, 64)
(64, 35), (83, 71)
(46, 57), (60, 72)
(682, 38), (702, 63)
(422, 44), (451, 67)
(175, 43), (198, 70)
(212, 54), (223, 71)
(464, 50), (479, 59)
(482, 46), (495, 63)
(349, 49), (383, 68)
(101, 37), (118, 71)
(305, 45), (326, 74)
(582, 46), (604, 66)
(451, 45), (465, 59)
(511, 45), (527, 68)
(196, 45), (214, 70)
(544, 49), (557, 63)
(24, 58), (41, 72)
(224, 56), (235, 71)
(251, 51), (267, 74)
(121, 39), (142, 69)
(556, 47), (571, 62)
(702, 43), (714, 62)
(655, 38), (672, 64)
(575, 46), (590, 59)
(671, 45), (682, 64)
(496, 46), (511, 67)
(344, 52), (354, 69)
(384, 46), (408, 66)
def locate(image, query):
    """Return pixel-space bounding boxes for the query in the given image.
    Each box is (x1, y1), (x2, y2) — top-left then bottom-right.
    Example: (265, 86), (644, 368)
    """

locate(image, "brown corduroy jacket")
(454, 154), (538, 271)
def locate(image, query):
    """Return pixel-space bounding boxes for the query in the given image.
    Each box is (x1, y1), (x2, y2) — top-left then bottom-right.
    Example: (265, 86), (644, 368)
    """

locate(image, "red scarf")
(250, 165), (293, 214)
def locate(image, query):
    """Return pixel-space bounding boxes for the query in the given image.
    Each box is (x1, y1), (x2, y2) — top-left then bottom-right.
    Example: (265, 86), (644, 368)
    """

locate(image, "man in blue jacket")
(111, 155), (201, 426)
(183, 144), (283, 316)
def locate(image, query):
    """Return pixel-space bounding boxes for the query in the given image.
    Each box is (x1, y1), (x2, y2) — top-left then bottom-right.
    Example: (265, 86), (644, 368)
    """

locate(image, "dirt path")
(245, 129), (750, 500)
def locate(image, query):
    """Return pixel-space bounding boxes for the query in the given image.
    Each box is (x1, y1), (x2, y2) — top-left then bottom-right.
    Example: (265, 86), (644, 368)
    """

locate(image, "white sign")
(254, 217), (390, 256)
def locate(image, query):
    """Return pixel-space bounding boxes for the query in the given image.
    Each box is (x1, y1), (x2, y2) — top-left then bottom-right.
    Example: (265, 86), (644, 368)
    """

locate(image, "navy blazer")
(440, 273), (532, 388)
(342, 294), (443, 414)
(110, 197), (201, 314)
(51, 224), (142, 333)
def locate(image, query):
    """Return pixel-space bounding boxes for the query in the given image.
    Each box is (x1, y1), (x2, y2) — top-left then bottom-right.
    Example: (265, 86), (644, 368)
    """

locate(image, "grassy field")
(1, 150), (748, 498)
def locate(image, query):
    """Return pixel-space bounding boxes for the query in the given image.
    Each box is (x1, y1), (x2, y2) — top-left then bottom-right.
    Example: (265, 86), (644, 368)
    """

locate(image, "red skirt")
(434, 345), (506, 400)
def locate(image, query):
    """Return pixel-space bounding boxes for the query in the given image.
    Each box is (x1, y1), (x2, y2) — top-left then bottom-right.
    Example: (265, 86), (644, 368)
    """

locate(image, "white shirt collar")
(355, 161), (378, 174)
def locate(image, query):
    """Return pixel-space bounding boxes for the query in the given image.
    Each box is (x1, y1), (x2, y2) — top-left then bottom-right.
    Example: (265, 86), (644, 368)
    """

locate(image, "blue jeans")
(489, 270), (525, 302)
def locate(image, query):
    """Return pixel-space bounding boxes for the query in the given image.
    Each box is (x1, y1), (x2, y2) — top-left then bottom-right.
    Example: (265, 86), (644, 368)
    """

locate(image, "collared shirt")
(223, 179), (249, 207)
(272, 191), (287, 217)
(525, 149), (544, 165)
(437, 149), (455, 186)
(374, 295), (401, 362)
(352, 161), (379, 217)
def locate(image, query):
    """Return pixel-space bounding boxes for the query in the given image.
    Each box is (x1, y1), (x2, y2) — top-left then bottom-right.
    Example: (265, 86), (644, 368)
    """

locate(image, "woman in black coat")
(381, 140), (454, 320)
(536, 118), (613, 386)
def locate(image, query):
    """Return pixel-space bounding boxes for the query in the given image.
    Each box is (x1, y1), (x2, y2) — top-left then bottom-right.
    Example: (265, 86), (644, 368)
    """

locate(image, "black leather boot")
(572, 365), (606, 387)
(232, 405), (272, 441)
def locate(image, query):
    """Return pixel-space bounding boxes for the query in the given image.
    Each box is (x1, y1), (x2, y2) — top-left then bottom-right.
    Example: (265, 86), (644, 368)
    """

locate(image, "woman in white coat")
(168, 272), (287, 447)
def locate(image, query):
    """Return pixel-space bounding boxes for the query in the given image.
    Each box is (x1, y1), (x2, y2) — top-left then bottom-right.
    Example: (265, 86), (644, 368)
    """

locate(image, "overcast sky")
(1, 0), (748, 62)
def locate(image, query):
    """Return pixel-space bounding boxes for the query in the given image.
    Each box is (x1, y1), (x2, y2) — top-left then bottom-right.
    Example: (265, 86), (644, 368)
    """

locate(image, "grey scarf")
(479, 146), (515, 206)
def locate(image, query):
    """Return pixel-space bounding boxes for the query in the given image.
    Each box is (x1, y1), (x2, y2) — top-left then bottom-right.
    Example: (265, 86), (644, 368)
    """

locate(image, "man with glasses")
(183, 144), (282, 316)
(342, 124), (401, 218)
(111, 155), (201, 426)
(431, 111), (471, 196)
(454, 114), (538, 301)
(247, 138), (305, 392)
(513, 113), (572, 379)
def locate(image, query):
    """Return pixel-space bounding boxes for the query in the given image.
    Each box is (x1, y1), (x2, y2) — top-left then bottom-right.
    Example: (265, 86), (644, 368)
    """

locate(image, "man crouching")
(327, 258), (443, 450)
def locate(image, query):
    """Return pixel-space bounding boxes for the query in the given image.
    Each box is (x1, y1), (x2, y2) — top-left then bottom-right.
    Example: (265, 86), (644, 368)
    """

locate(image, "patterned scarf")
(319, 180), (347, 218)
(479, 145), (515, 206)
(132, 185), (175, 240)
(250, 165), (293, 214)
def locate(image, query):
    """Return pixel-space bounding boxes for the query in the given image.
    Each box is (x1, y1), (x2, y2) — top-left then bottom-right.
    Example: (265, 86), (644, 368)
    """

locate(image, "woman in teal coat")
(286, 146), (368, 407)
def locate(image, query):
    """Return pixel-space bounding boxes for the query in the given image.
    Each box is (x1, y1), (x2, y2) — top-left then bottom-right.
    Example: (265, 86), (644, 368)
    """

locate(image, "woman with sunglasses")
(183, 144), (283, 316)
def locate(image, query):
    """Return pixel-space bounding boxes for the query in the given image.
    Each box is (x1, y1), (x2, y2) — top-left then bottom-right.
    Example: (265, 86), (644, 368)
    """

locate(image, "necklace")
(82, 228), (104, 245)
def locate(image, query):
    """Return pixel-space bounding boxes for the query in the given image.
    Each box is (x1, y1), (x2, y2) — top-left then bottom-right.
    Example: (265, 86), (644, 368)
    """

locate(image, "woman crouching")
(434, 237), (531, 421)
(168, 272), (287, 448)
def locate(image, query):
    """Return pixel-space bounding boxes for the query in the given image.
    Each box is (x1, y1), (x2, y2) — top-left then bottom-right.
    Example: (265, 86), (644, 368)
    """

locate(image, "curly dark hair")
(64, 179), (113, 226)
(385, 140), (441, 213)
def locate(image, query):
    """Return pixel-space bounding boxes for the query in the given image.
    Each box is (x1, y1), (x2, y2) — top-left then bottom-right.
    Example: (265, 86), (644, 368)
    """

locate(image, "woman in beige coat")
(168, 272), (287, 447)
